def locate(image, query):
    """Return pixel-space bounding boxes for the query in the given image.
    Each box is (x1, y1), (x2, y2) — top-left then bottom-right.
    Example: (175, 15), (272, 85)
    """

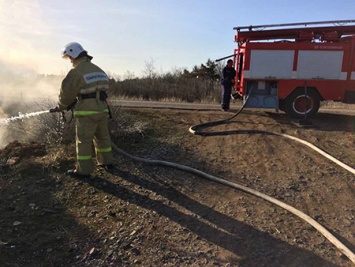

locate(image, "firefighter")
(220, 59), (236, 111)
(53, 42), (113, 178)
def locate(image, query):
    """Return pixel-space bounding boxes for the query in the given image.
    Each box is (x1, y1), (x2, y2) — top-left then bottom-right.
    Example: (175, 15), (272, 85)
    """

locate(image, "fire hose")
(111, 142), (355, 264)
(111, 103), (355, 264)
(49, 97), (355, 264)
(187, 95), (355, 263)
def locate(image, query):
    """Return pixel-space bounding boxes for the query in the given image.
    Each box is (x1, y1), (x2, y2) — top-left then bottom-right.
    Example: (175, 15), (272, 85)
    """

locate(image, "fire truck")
(232, 20), (355, 118)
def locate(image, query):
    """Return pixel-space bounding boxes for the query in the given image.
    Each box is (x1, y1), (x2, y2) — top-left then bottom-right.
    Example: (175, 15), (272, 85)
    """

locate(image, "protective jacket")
(58, 57), (109, 115)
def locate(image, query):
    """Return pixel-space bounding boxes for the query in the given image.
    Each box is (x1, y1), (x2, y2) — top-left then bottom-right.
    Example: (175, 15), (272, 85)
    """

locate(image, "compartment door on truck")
(246, 50), (294, 78)
(297, 50), (344, 80)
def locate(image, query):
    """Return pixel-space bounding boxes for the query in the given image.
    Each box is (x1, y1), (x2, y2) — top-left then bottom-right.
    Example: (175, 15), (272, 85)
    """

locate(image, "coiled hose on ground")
(111, 97), (355, 264)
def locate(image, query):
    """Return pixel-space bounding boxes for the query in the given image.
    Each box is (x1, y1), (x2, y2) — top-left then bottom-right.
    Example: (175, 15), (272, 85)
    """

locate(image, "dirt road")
(112, 99), (355, 115)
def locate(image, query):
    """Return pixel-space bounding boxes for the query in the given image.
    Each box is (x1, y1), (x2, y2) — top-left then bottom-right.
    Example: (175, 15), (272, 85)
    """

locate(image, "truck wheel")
(285, 88), (320, 118)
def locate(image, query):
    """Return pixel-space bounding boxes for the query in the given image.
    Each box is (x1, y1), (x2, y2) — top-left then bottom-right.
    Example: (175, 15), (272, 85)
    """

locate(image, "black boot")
(98, 164), (114, 170)
(221, 106), (229, 111)
(66, 170), (90, 179)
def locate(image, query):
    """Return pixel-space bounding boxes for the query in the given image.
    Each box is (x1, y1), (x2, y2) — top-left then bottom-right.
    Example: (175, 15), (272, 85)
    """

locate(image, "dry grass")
(321, 100), (355, 109)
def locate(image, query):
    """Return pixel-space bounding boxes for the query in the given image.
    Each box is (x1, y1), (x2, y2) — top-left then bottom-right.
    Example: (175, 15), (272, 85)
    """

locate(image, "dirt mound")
(0, 141), (46, 167)
(0, 108), (354, 266)
(1, 141), (46, 157)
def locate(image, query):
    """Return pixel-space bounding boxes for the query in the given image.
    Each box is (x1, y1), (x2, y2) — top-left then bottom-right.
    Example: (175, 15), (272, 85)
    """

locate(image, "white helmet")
(61, 42), (86, 59)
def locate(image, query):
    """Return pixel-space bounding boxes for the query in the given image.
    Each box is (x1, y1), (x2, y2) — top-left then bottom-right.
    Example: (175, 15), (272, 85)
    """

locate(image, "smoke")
(0, 1), (69, 148)
(0, 59), (62, 111)
(0, 59), (64, 148)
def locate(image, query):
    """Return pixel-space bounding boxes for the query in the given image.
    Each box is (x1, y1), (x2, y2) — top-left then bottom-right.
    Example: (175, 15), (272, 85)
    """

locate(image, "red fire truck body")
(233, 20), (355, 118)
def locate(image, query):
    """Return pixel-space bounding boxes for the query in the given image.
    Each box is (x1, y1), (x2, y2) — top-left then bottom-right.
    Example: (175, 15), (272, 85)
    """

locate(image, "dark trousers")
(221, 84), (232, 110)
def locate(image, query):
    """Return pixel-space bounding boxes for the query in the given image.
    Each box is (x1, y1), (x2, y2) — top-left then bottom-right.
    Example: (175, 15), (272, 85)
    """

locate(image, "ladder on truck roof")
(234, 19), (355, 42)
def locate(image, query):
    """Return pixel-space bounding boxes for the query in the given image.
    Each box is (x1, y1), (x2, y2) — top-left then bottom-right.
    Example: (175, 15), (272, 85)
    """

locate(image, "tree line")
(109, 58), (225, 103)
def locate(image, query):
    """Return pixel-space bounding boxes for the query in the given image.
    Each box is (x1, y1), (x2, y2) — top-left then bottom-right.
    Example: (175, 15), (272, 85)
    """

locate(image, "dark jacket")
(221, 66), (236, 86)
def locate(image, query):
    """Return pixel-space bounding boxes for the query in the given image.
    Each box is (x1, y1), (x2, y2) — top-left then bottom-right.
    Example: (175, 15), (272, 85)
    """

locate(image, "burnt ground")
(0, 107), (354, 267)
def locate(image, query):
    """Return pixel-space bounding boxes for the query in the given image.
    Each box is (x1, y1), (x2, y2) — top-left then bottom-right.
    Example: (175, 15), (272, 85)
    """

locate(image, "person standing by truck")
(220, 59), (236, 111)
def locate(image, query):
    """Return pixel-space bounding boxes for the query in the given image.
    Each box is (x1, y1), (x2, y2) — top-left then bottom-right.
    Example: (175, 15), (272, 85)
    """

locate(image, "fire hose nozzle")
(49, 107), (60, 113)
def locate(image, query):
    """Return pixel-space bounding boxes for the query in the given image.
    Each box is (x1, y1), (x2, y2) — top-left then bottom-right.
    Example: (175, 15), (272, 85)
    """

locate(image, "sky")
(1, 0), (355, 79)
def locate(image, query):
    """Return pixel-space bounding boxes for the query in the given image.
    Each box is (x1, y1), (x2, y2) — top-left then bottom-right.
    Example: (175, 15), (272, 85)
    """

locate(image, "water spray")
(0, 110), (50, 125)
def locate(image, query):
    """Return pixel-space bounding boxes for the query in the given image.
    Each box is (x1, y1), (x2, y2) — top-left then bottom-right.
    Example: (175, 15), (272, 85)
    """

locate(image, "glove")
(49, 107), (60, 113)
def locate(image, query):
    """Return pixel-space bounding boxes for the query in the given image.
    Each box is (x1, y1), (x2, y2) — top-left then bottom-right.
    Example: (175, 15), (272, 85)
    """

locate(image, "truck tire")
(284, 88), (320, 119)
